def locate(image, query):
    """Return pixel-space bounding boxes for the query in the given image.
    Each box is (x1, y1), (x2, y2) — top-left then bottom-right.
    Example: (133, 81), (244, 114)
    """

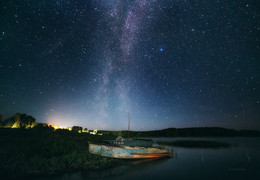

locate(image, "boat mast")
(128, 112), (131, 131)
(128, 112), (131, 138)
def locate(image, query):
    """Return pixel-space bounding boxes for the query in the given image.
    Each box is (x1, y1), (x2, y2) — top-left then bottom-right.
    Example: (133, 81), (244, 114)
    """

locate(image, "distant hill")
(100, 127), (260, 137)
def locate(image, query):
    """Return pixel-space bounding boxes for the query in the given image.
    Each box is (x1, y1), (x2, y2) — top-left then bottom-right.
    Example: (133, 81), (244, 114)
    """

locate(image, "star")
(159, 47), (164, 52)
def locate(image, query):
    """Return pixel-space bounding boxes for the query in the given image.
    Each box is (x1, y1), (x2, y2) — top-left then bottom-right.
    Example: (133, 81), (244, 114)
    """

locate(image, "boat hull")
(89, 143), (171, 159)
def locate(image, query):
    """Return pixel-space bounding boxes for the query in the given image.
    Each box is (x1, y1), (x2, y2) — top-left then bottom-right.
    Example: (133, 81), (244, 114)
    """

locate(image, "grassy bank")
(0, 128), (123, 178)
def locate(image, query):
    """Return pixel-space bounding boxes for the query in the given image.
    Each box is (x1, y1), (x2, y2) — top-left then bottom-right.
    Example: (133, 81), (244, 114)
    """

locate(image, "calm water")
(38, 137), (260, 180)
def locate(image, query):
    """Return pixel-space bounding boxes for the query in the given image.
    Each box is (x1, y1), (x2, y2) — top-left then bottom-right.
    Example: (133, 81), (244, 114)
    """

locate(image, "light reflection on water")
(36, 137), (260, 180)
(82, 158), (171, 179)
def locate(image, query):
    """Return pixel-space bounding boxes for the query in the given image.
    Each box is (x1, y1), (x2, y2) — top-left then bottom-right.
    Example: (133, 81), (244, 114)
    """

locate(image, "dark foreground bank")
(0, 128), (124, 179)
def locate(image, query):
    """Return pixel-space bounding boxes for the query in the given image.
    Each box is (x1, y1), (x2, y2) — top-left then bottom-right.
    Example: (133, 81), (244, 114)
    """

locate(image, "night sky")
(0, 0), (259, 130)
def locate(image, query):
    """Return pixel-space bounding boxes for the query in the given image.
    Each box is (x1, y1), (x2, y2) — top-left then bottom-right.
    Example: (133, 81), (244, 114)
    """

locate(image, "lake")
(36, 137), (260, 179)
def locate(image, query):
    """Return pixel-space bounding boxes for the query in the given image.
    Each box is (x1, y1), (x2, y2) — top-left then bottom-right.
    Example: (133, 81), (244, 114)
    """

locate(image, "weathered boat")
(89, 143), (172, 159)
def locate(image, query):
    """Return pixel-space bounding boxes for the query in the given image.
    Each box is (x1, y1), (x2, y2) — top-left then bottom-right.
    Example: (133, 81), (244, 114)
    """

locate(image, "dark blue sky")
(0, 0), (259, 130)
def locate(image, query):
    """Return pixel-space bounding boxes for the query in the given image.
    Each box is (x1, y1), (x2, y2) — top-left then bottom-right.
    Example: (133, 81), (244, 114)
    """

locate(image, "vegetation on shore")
(0, 128), (123, 178)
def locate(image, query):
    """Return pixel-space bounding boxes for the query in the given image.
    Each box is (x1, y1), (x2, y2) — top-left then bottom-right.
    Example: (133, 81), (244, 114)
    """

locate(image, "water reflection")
(81, 157), (171, 179)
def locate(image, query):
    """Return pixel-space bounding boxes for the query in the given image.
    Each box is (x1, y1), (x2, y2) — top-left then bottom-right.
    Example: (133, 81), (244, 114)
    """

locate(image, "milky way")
(0, 0), (259, 130)
(86, 0), (158, 129)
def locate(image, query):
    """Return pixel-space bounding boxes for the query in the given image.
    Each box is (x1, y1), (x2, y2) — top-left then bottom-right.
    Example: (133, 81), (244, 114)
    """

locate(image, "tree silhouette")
(3, 113), (37, 128)
(72, 126), (82, 133)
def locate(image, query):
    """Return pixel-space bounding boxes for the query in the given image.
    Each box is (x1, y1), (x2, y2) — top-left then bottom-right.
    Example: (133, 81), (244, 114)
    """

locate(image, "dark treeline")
(1, 113), (260, 137)
(101, 127), (260, 137)
(157, 140), (231, 149)
(0, 113), (37, 128)
(0, 113), (88, 133)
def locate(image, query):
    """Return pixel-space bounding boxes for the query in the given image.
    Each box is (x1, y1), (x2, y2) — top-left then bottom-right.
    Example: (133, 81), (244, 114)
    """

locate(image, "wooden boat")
(89, 143), (172, 159)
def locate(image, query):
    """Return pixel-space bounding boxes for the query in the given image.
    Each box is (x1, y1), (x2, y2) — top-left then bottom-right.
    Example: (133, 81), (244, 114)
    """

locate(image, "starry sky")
(0, 0), (259, 130)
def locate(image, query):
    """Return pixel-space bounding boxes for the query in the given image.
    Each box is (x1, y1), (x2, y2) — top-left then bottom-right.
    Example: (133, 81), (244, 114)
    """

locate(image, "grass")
(0, 128), (124, 178)
(157, 140), (231, 148)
